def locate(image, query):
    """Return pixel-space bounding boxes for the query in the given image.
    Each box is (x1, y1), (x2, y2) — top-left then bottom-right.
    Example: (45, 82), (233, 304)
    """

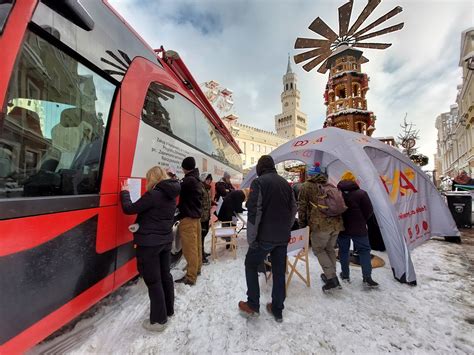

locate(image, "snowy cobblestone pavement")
(33, 231), (474, 354)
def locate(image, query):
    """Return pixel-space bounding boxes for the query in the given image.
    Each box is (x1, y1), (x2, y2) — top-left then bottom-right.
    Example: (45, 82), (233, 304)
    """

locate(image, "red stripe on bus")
(0, 209), (97, 257)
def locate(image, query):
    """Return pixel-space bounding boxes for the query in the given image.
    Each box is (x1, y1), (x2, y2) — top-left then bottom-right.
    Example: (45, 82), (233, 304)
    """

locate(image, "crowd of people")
(120, 154), (379, 331)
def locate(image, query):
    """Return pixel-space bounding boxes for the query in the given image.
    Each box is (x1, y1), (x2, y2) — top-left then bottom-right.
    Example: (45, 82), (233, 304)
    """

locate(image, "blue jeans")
(338, 234), (372, 278)
(245, 242), (287, 317)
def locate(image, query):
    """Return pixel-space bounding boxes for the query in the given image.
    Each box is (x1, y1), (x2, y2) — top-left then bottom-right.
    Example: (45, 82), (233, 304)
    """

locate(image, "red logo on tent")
(311, 136), (324, 144)
(422, 221), (429, 231)
(293, 140), (309, 147)
(415, 224), (420, 235)
(408, 227), (413, 239)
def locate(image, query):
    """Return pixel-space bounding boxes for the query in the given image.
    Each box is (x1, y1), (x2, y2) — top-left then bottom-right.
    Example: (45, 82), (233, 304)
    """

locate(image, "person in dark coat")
(200, 172), (214, 264)
(214, 171), (235, 202)
(217, 189), (249, 223)
(121, 166), (180, 332)
(238, 155), (296, 323)
(337, 172), (378, 287)
(175, 157), (202, 285)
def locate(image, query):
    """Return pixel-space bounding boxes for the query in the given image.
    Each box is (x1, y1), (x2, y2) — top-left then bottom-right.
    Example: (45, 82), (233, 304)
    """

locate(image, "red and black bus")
(0, 1), (242, 352)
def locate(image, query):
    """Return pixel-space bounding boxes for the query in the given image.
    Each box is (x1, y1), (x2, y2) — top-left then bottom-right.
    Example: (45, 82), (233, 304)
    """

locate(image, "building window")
(251, 143), (254, 151)
(257, 145), (260, 152)
(290, 83), (293, 89)
(285, 84), (288, 91)
(243, 141), (246, 153)
(251, 157), (254, 164)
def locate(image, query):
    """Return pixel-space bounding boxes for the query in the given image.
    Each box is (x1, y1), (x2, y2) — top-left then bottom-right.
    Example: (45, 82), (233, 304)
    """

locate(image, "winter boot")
(339, 272), (350, 283)
(175, 276), (195, 286)
(320, 273), (328, 284)
(142, 319), (166, 332)
(363, 277), (379, 288)
(266, 303), (283, 323)
(322, 277), (342, 292)
(238, 301), (259, 318)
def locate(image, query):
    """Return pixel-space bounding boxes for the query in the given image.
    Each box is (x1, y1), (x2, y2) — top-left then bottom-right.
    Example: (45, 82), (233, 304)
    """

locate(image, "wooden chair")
(211, 221), (238, 260)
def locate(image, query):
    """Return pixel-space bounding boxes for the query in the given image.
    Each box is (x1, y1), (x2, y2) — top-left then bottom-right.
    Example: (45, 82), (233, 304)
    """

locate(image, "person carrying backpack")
(298, 162), (346, 292)
(337, 172), (378, 287)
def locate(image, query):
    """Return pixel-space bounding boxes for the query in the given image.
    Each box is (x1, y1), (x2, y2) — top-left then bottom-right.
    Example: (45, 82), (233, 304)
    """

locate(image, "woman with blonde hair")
(121, 166), (181, 332)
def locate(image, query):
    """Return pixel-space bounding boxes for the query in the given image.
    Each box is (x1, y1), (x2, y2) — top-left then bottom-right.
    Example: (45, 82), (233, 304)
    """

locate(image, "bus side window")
(0, 30), (115, 199)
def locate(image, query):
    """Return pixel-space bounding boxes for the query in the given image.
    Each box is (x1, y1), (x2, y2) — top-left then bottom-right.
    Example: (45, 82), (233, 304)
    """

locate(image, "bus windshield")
(0, 30), (116, 198)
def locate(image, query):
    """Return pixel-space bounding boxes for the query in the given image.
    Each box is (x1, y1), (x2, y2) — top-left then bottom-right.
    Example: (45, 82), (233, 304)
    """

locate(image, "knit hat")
(256, 155), (275, 176)
(340, 171), (356, 182)
(307, 162), (324, 177)
(181, 157), (196, 171)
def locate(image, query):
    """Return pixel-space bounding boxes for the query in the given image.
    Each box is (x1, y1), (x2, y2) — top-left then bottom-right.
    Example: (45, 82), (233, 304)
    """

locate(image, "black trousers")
(136, 243), (174, 324)
(245, 243), (287, 317)
(201, 220), (209, 258)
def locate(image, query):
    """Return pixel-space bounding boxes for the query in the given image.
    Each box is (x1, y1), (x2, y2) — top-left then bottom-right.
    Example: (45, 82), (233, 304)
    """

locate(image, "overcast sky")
(109, 0), (473, 169)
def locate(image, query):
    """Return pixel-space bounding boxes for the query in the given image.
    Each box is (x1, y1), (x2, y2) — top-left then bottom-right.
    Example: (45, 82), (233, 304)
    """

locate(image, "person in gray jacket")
(238, 155), (296, 323)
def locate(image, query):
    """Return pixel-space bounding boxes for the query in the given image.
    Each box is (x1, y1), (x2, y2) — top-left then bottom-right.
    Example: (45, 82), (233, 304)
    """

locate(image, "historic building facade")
(435, 28), (474, 180)
(227, 58), (308, 172)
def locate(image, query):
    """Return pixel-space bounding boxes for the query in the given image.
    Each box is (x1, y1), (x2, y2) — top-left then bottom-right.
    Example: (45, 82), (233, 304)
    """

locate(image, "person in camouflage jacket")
(298, 164), (344, 292)
(200, 172), (213, 264)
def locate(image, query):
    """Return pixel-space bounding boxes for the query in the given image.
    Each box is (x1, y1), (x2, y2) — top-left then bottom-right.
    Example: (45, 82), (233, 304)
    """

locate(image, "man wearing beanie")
(176, 157), (202, 285)
(239, 155), (296, 323)
(298, 162), (345, 292)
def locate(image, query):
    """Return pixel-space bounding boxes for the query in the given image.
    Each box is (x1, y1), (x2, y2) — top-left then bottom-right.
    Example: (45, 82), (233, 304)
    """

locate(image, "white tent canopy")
(242, 127), (459, 284)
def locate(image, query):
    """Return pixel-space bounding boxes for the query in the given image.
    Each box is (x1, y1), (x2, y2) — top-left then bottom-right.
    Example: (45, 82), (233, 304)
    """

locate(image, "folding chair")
(211, 221), (238, 260)
(235, 212), (247, 234)
(264, 227), (311, 290)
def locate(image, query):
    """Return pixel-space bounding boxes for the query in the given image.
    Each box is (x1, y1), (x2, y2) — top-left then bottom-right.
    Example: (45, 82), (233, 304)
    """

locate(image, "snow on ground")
(34, 232), (474, 354)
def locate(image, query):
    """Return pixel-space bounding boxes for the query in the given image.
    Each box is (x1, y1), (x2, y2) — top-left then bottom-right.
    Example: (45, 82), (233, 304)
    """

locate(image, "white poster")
(127, 178), (142, 203)
(132, 121), (242, 183)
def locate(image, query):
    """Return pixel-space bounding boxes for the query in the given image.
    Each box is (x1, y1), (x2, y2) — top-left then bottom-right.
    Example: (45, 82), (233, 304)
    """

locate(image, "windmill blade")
(338, 1), (353, 37)
(355, 23), (404, 42)
(347, 0), (381, 36)
(317, 59), (329, 74)
(301, 51), (332, 72)
(353, 6), (403, 38)
(359, 56), (369, 64)
(309, 17), (338, 41)
(294, 37), (331, 49)
(294, 47), (332, 64)
(353, 42), (392, 49)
